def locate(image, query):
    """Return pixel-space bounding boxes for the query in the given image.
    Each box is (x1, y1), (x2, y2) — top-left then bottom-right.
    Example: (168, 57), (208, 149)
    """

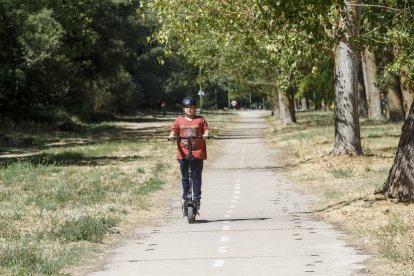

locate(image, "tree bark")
(358, 62), (368, 117)
(271, 87), (280, 119)
(280, 88), (296, 124)
(387, 73), (405, 122)
(332, 0), (362, 155)
(278, 88), (284, 120)
(381, 101), (414, 201)
(400, 65), (414, 119)
(301, 97), (309, 111)
(361, 48), (382, 119)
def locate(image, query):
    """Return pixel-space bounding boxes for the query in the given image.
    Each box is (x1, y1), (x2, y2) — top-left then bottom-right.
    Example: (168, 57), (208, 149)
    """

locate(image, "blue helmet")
(182, 97), (196, 106)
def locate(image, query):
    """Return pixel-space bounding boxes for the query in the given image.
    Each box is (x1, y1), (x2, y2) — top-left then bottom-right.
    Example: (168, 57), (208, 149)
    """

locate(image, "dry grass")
(265, 111), (414, 276)
(0, 111), (235, 275)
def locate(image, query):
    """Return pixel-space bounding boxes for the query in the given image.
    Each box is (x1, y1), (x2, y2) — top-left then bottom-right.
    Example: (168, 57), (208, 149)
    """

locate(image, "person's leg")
(178, 159), (190, 198)
(190, 159), (204, 202)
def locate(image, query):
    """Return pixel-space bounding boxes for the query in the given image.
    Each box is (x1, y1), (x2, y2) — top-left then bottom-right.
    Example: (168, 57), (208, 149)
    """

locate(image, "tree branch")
(346, 3), (413, 12)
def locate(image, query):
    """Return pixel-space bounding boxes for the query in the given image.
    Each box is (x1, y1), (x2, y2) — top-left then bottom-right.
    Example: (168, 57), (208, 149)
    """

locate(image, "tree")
(381, 101), (414, 201)
(332, 0), (362, 155)
(362, 0), (414, 121)
(361, 48), (382, 119)
(400, 65), (414, 118)
(297, 59), (335, 110)
(386, 73), (405, 121)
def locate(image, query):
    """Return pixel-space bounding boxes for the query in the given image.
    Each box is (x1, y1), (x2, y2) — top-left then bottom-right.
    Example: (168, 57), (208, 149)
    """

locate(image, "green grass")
(376, 216), (413, 263)
(330, 167), (354, 178)
(0, 242), (63, 275)
(54, 215), (120, 243)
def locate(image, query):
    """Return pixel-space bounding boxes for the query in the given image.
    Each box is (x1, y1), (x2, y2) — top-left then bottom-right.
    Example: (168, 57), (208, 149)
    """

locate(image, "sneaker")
(194, 198), (201, 209)
(182, 193), (191, 203)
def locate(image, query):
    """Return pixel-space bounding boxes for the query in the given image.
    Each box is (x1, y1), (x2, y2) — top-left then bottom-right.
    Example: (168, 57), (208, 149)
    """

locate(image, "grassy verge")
(265, 111), (414, 275)
(0, 111), (235, 275)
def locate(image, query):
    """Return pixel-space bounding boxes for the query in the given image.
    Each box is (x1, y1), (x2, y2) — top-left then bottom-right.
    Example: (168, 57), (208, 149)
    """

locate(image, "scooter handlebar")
(167, 135), (211, 141)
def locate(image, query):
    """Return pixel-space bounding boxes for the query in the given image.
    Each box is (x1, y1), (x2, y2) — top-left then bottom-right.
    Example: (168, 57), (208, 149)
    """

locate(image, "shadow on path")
(194, 217), (270, 224)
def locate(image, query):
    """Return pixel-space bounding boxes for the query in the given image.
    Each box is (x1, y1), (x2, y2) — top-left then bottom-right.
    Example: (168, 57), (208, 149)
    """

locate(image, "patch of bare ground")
(265, 111), (414, 276)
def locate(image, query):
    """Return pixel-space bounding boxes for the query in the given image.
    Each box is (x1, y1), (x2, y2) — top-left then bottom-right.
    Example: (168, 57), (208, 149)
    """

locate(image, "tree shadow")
(216, 165), (286, 171)
(214, 128), (266, 140)
(0, 151), (147, 167)
(300, 196), (386, 214)
(0, 123), (170, 161)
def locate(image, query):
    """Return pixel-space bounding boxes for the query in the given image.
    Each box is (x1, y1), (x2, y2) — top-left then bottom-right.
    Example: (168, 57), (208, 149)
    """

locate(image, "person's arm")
(203, 130), (210, 138)
(169, 118), (180, 139)
(169, 130), (176, 139)
(202, 118), (209, 138)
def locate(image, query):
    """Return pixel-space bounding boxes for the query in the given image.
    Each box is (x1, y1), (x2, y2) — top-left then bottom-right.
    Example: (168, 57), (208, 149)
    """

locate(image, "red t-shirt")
(170, 115), (209, 160)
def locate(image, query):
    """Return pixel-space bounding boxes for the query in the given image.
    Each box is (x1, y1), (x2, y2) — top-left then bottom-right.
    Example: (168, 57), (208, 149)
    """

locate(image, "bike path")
(89, 110), (368, 276)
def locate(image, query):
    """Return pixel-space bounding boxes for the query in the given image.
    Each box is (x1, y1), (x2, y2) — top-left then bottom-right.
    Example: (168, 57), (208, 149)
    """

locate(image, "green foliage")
(362, 0), (414, 85)
(0, 0), (201, 119)
(18, 8), (64, 67)
(297, 59), (334, 108)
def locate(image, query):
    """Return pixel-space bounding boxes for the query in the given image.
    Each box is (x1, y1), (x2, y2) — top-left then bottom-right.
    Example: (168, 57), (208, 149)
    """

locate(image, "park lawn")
(266, 111), (414, 276)
(0, 111), (234, 275)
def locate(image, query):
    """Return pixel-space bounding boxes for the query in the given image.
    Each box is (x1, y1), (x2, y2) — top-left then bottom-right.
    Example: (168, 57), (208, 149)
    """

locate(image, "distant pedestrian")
(161, 101), (167, 117)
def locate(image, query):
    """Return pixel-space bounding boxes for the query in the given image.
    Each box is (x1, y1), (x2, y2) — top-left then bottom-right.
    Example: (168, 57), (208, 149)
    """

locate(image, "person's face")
(183, 105), (196, 117)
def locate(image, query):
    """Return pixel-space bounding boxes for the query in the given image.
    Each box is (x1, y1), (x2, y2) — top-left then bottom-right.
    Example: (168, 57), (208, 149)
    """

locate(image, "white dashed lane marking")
(213, 259), (224, 268)
(220, 236), (229, 242)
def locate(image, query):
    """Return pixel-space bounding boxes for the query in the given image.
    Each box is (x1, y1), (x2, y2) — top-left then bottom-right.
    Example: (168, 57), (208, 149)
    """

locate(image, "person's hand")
(168, 136), (176, 141)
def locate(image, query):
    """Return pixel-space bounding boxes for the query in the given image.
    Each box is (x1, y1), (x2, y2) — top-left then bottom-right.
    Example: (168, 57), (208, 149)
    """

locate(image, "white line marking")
(220, 236), (229, 242)
(233, 190), (240, 194)
(222, 225), (230, 231)
(217, 246), (227, 253)
(229, 205), (235, 209)
(224, 214), (231, 218)
(232, 195), (239, 199)
(213, 259), (224, 267)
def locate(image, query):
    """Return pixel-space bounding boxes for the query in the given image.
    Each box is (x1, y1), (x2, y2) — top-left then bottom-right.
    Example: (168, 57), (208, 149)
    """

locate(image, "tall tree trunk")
(314, 93), (321, 111)
(280, 88), (296, 124)
(361, 48), (382, 119)
(271, 87), (280, 119)
(288, 87), (297, 122)
(358, 62), (368, 117)
(400, 65), (414, 118)
(301, 97), (309, 111)
(332, 0), (362, 155)
(381, 101), (414, 201)
(278, 88), (284, 120)
(387, 73), (405, 122)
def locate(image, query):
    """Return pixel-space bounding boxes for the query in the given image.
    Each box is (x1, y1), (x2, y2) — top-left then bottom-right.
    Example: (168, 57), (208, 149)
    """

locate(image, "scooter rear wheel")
(187, 206), (195, 223)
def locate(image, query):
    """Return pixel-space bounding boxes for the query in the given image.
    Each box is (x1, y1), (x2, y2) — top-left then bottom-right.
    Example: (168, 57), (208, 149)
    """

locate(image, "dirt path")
(88, 111), (369, 276)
